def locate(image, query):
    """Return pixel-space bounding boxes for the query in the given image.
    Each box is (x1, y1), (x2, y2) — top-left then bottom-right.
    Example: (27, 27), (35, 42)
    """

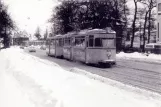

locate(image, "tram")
(46, 35), (63, 57)
(46, 29), (116, 66)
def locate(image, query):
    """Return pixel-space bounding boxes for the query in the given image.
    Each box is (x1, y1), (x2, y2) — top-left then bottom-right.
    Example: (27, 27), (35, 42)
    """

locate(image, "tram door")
(85, 36), (89, 63)
(70, 37), (73, 60)
(71, 37), (75, 61)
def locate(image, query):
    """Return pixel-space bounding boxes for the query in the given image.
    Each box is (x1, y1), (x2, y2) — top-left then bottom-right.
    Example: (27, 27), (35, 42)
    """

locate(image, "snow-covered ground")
(117, 52), (161, 63)
(0, 47), (161, 107)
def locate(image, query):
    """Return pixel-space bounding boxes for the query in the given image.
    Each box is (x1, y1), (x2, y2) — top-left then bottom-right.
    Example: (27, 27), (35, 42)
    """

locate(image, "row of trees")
(50, 0), (129, 51)
(34, 27), (48, 40)
(0, 0), (14, 48)
(50, 0), (157, 52)
(131, 0), (156, 51)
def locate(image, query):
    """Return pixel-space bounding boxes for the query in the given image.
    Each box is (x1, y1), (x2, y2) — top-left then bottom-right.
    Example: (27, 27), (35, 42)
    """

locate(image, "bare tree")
(131, 0), (141, 48)
(147, 0), (156, 43)
(34, 27), (41, 40)
(44, 29), (48, 40)
(137, 8), (145, 48)
(141, 0), (156, 51)
(142, 9), (149, 51)
(0, 1), (15, 48)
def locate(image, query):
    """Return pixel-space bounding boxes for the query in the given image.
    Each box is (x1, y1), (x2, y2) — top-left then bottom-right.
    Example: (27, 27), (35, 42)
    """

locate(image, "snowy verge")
(1, 47), (161, 107)
(0, 70), (35, 107)
(117, 52), (161, 63)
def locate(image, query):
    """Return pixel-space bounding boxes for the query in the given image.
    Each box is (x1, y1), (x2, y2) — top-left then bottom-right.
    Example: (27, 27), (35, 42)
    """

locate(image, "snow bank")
(117, 52), (161, 63)
(0, 47), (161, 107)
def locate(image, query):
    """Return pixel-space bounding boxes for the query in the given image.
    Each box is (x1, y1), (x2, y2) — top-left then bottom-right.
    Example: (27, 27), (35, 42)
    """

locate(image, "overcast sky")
(2, 0), (59, 35)
(2, 0), (144, 36)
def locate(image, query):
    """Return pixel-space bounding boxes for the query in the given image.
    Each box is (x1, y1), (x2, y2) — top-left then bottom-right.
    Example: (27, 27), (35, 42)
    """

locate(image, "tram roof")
(64, 29), (116, 37)
(47, 29), (116, 39)
(64, 31), (77, 38)
(87, 29), (116, 34)
(77, 29), (116, 35)
(54, 34), (63, 38)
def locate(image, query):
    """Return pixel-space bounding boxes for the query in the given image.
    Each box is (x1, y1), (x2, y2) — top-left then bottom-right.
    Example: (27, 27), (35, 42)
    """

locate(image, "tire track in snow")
(8, 70), (60, 107)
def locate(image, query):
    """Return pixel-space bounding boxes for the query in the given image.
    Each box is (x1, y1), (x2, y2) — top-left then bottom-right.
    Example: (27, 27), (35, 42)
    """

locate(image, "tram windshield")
(51, 40), (55, 46)
(102, 39), (115, 48)
(95, 38), (115, 48)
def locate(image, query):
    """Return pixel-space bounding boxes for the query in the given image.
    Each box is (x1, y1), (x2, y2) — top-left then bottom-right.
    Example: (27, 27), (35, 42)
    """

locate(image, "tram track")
(100, 64), (161, 81)
(117, 58), (161, 65)
(116, 60), (161, 73)
(98, 64), (161, 94)
(115, 64), (161, 76)
(100, 68), (161, 87)
(105, 73), (161, 93)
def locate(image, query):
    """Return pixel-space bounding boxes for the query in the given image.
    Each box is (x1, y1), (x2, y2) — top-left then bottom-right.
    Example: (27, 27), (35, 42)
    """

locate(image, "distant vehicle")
(20, 46), (24, 49)
(46, 28), (116, 67)
(40, 45), (46, 50)
(28, 46), (36, 52)
(0, 43), (4, 48)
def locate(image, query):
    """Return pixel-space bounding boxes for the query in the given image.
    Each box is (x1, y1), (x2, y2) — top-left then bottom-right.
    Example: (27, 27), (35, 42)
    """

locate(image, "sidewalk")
(0, 70), (35, 107)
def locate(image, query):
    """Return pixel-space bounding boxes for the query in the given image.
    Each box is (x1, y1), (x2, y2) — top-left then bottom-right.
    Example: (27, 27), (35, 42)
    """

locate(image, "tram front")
(86, 29), (116, 66)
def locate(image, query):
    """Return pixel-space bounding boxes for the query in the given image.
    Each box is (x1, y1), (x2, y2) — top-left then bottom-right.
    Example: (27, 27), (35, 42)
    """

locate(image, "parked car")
(20, 46), (24, 49)
(28, 46), (36, 52)
(40, 45), (46, 50)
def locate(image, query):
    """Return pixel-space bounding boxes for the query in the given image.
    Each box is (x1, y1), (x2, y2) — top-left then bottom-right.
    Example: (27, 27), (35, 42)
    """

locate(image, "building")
(125, 29), (157, 48)
(12, 37), (29, 46)
(27, 40), (46, 46)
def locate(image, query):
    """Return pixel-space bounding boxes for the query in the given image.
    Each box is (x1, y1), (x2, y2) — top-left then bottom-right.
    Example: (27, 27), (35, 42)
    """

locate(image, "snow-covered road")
(0, 47), (161, 107)
(26, 48), (161, 94)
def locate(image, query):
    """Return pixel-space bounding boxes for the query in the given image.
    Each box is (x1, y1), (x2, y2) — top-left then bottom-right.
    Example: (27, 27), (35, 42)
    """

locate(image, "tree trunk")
(123, 0), (127, 35)
(131, 0), (137, 48)
(142, 11), (149, 52)
(148, 10), (151, 43)
(3, 24), (10, 48)
(139, 21), (142, 49)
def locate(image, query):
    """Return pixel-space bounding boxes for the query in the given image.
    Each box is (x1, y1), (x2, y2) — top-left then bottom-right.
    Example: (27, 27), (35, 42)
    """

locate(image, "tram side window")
(102, 39), (115, 48)
(59, 39), (63, 46)
(95, 38), (102, 47)
(55, 39), (59, 46)
(75, 37), (85, 48)
(64, 38), (70, 46)
(86, 38), (88, 47)
(52, 40), (55, 45)
(71, 38), (75, 46)
(75, 38), (79, 47)
(89, 35), (94, 47)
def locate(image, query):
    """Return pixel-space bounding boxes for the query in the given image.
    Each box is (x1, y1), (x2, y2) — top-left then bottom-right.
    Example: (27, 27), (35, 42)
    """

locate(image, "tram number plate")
(106, 50), (111, 59)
